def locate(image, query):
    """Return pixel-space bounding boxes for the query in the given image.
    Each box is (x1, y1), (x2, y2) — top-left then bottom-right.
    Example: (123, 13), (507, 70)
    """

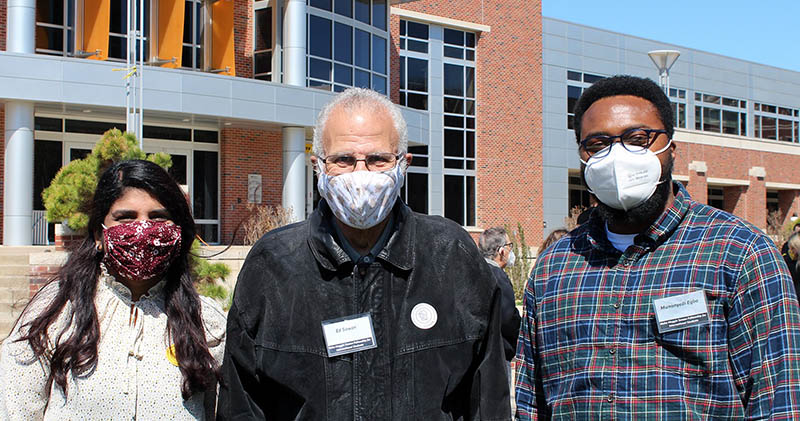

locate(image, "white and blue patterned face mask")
(317, 158), (405, 229)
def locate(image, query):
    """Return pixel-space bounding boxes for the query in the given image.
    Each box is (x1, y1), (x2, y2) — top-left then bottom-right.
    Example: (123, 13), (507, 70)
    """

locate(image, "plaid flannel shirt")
(516, 182), (800, 420)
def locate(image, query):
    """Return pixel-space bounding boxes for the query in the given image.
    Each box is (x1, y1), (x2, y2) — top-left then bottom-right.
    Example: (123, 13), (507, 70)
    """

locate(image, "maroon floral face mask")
(102, 220), (182, 281)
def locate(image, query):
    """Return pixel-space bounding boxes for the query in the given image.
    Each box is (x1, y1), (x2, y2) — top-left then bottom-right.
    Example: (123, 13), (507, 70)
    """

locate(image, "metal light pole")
(647, 50), (681, 94)
(125, 0), (144, 146)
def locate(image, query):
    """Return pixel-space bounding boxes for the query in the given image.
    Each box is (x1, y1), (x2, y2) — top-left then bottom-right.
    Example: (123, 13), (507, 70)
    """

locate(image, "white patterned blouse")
(0, 271), (226, 420)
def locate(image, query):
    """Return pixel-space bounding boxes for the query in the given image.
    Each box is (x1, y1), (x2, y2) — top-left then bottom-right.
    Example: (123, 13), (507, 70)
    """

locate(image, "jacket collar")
(583, 181), (690, 253)
(308, 199), (415, 273)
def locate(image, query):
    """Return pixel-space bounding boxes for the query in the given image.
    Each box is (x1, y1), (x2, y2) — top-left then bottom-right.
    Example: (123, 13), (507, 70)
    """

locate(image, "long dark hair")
(18, 159), (219, 398)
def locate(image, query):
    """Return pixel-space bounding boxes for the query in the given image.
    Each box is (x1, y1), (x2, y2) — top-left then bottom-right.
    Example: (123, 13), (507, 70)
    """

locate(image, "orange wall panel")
(211, 0), (235, 76)
(83, 0), (110, 60)
(157, 0), (185, 67)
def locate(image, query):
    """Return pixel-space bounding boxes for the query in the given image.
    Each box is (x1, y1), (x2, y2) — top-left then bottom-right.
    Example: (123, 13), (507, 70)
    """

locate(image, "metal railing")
(32, 210), (49, 245)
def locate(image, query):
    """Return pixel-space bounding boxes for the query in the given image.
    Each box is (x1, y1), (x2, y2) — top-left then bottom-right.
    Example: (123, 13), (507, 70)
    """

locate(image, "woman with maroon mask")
(0, 160), (225, 420)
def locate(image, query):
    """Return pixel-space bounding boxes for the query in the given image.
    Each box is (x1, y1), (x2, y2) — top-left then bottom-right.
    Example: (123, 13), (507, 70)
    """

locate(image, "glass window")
(567, 70), (581, 81)
(334, 22), (352, 64)
(372, 0), (386, 31)
(444, 28), (463, 45)
(33, 139), (63, 210)
(309, 15), (332, 59)
(354, 28), (370, 68)
(583, 73), (603, 83)
(444, 64), (463, 96)
(404, 172), (428, 213)
(722, 110), (738, 135)
(406, 57), (427, 92)
(35, 117), (62, 131)
(181, 0), (203, 69)
(334, 63), (352, 85)
(354, 0), (369, 24)
(254, 8), (273, 80)
(372, 74), (386, 95)
(65, 119), (120, 134)
(762, 116), (777, 139)
(143, 125), (191, 141)
(354, 69), (370, 88)
(193, 150), (219, 221)
(444, 175), (465, 225)
(334, 0), (351, 17)
(309, 0), (331, 11)
(309, 57), (332, 81)
(372, 35), (386, 74)
(407, 21), (428, 39)
(779, 119), (793, 142)
(703, 108), (720, 132)
(194, 130), (219, 143)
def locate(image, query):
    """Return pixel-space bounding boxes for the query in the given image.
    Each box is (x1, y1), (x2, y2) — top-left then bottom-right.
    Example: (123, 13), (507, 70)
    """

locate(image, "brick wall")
(234, 0), (254, 78)
(673, 139), (800, 230)
(0, 0), (6, 51)
(219, 127), (283, 244)
(392, 0), (544, 244)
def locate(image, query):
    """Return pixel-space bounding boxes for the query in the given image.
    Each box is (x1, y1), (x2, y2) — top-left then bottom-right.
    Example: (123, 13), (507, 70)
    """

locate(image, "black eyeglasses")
(499, 242), (513, 251)
(320, 153), (402, 173)
(579, 128), (668, 158)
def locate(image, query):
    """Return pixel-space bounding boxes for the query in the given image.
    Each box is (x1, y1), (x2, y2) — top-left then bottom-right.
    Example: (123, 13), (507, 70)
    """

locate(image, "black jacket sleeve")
(490, 264), (522, 361)
(217, 252), (267, 420)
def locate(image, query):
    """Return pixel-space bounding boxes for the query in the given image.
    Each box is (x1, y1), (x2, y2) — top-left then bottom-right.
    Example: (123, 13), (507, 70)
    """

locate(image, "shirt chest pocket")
(654, 323), (717, 377)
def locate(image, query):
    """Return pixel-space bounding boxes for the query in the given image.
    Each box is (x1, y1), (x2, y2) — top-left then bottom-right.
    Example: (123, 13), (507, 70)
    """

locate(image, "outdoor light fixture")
(792, 213), (798, 222)
(648, 50), (681, 94)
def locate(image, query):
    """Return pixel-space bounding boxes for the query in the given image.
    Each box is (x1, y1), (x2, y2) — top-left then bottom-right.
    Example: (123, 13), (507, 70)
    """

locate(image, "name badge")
(653, 290), (710, 333)
(321, 313), (378, 357)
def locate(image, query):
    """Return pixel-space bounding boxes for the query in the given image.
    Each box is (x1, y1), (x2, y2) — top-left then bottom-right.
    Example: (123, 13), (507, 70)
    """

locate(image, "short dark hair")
(573, 75), (674, 143)
(479, 227), (508, 259)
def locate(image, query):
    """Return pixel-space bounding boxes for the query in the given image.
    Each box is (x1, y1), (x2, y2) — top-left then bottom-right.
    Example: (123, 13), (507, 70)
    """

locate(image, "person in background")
(479, 227), (523, 382)
(0, 159), (226, 420)
(785, 232), (800, 298)
(516, 75), (800, 419)
(219, 88), (509, 420)
(539, 228), (568, 254)
(782, 221), (800, 268)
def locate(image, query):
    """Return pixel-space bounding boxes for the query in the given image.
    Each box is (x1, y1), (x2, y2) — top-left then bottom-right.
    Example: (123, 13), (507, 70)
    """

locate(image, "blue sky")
(543, 1), (800, 72)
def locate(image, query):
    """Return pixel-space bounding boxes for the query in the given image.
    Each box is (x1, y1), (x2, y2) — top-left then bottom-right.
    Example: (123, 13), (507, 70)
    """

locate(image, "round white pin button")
(411, 303), (437, 330)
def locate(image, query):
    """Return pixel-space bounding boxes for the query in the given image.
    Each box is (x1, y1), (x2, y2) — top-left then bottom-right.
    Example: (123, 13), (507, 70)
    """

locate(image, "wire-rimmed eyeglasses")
(319, 152), (403, 173)
(579, 128), (668, 159)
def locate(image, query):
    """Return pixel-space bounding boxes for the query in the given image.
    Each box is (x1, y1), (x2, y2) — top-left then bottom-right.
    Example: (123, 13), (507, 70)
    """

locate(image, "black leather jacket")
(218, 200), (511, 420)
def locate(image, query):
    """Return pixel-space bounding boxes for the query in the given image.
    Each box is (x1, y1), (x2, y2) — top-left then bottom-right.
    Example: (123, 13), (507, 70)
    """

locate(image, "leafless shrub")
(766, 209), (790, 247)
(564, 206), (586, 230)
(242, 204), (293, 245)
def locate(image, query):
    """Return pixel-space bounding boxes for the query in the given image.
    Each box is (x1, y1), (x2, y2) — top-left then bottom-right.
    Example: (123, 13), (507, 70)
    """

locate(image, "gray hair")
(312, 87), (409, 158)
(479, 227), (508, 259)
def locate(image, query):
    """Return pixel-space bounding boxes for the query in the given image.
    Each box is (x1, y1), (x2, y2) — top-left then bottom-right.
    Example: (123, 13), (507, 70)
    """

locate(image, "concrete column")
(7, 0), (36, 53)
(4, 0), (36, 244)
(746, 167), (767, 231)
(282, 127), (306, 221)
(281, 0), (307, 221)
(4, 102), (34, 245)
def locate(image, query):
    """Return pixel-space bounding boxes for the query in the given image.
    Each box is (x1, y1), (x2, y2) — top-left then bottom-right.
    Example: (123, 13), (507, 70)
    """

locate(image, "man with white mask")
(219, 88), (510, 420)
(515, 75), (800, 420)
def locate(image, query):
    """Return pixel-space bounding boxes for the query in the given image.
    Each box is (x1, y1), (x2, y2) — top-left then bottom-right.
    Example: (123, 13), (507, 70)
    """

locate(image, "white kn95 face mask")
(581, 138), (672, 211)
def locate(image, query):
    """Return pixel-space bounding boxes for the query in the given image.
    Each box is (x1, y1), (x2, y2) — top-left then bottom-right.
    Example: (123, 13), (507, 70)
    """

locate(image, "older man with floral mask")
(219, 88), (510, 420)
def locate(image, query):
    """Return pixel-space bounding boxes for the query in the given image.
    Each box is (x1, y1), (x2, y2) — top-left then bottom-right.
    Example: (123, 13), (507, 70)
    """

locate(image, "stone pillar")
(281, 0), (307, 222)
(4, 102), (34, 245)
(746, 166), (767, 230)
(687, 161), (708, 203)
(3, 0), (36, 245)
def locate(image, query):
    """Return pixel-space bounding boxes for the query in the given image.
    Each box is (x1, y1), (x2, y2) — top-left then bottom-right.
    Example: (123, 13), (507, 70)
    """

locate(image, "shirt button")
(612, 301), (620, 309)
(363, 256), (372, 264)
(608, 347), (616, 355)
(607, 393), (615, 403)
